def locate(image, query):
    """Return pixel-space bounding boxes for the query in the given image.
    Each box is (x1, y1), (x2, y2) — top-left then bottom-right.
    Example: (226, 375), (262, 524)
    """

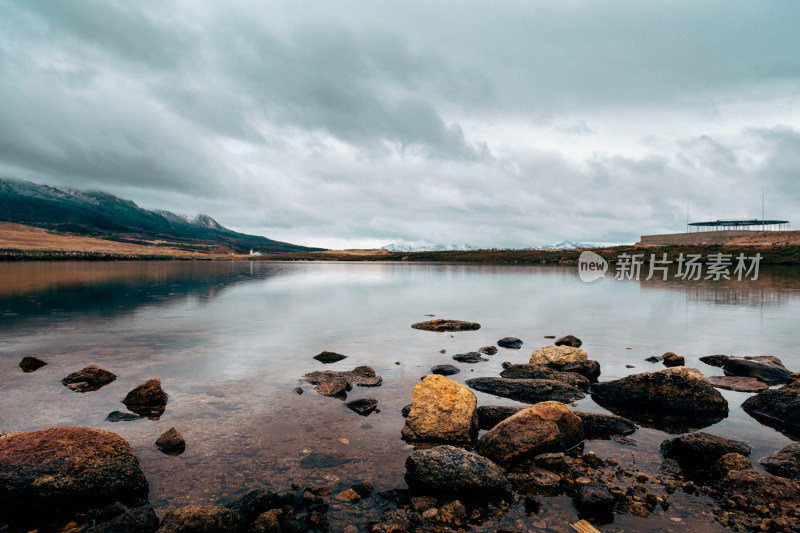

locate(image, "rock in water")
(707, 376), (768, 392)
(720, 469), (799, 507)
(560, 360), (601, 382)
(411, 319), (481, 332)
(401, 375), (478, 443)
(452, 352), (487, 363)
(554, 335), (582, 348)
(85, 506), (159, 533)
(477, 405), (526, 429)
(123, 377), (168, 419)
(573, 483), (614, 517)
(475, 401), (584, 466)
(404, 445), (513, 504)
(573, 411), (637, 438)
(156, 428), (186, 455)
(661, 352), (684, 367)
(497, 337), (523, 349)
(106, 411), (141, 422)
(157, 505), (244, 533)
(700, 354), (729, 367)
(713, 453), (752, 477)
(589, 367), (728, 416)
(478, 346), (498, 355)
(303, 367), (383, 388)
(499, 364), (590, 389)
(466, 377), (584, 404)
(659, 432), (751, 470)
(722, 356), (791, 384)
(346, 398), (378, 416)
(0, 427), (149, 522)
(529, 345), (588, 367)
(315, 376), (351, 396)
(19, 356), (47, 372)
(61, 365), (117, 392)
(742, 380), (800, 436)
(431, 364), (460, 376)
(760, 443), (800, 478)
(313, 351), (348, 364)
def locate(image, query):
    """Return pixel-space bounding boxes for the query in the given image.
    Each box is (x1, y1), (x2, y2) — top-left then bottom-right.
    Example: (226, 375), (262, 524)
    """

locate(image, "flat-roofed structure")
(688, 219), (789, 232)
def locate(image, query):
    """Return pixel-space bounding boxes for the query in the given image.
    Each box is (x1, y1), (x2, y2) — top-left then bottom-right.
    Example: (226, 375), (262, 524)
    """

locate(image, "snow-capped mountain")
(381, 242), (480, 252)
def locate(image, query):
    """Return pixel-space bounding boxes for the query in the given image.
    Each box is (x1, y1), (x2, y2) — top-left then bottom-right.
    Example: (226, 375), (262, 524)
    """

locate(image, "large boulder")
(85, 506), (159, 533)
(123, 377), (168, 419)
(760, 443), (800, 479)
(529, 345), (587, 368)
(500, 364), (590, 389)
(742, 380), (800, 436)
(573, 411), (637, 438)
(475, 401), (584, 466)
(560, 360), (601, 382)
(707, 376), (767, 392)
(589, 367), (728, 416)
(157, 505), (244, 532)
(401, 375), (478, 443)
(466, 377), (584, 404)
(476, 405), (525, 430)
(404, 445), (512, 504)
(62, 365), (117, 392)
(722, 356), (791, 384)
(0, 427), (149, 522)
(411, 319), (480, 332)
(660, 432), (751, 470)
(720, 469), (800, 507)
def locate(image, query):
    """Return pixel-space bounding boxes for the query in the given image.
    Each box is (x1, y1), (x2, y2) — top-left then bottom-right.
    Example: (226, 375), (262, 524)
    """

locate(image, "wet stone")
(62, 365), (116, 392)
(19, 356), (47, 372)
(554, 335), (582, 348)
(431, 364), (460, 376)
(411, 319), (481, 332)
(497, 337), (523, 349)
(346, 398), (378, 416)
(479, 346), (498, 355)
(156, 427), (186, 455)
(106, 411), (141, 422)
(299, 452), (355, 469)
(313, 351), (348, 364)
(315, 376), (351, 397)
(708, 375), (768, 392)
(452, 352), (488, 363)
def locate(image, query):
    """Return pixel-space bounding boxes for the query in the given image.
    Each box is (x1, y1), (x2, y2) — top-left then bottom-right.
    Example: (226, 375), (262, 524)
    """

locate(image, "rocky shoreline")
(2, 322), (799, 532)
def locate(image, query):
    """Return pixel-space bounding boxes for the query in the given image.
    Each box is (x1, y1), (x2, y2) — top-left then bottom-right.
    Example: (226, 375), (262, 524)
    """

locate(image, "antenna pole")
(762, 190), (765, 231)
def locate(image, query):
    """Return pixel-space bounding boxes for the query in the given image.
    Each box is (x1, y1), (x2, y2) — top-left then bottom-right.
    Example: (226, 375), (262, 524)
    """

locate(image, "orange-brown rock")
(401, 375), (478, 443)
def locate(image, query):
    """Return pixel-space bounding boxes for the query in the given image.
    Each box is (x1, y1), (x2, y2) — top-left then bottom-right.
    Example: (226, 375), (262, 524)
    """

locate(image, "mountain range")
(0, 178), (322, 254)
(380, 240), (626, 252)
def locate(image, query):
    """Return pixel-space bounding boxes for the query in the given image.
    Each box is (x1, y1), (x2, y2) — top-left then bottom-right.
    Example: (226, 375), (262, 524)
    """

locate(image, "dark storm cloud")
(0, 0), (798, 247)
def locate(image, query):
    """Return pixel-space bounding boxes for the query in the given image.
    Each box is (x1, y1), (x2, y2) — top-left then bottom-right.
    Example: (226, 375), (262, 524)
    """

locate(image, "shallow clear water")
(1, 260), (798, 531)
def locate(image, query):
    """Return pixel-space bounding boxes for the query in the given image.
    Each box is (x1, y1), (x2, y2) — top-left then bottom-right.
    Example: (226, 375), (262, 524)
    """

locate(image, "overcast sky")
(1, 1), (798, 248)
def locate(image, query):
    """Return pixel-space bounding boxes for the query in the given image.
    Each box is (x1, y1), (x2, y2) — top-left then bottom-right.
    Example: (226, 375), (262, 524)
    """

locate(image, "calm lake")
(1, 260), (799, 531)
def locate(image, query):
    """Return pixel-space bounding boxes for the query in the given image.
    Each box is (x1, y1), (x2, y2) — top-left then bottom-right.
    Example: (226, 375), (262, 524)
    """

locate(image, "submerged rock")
(742, 380), (800, 436)
(497, 337), (523, 349)
(431, 364), (460, 376)
(589, 367), (728, 416)
(760, 443), (800, 479)
(707, 375), (768, 392)
(573, 483), (614, 517)
(554, 335), (582, 348)
(0, 427), (149, 522)
(723, 356), (791, 384)
(452, 352), (487, 363)
(62, 365), (117, 392)
(560, 360), (601, 382)
(313, 351), (348, 364)
(500, 364), (590, 389)
(303, 366), (383, 388)
(123, 377), (168, 420)
(157, 505), (244, 533)
(574, 411), (637, 438)
(404, 445), (513, 504)
(478, 346), (498, 355)
(300, 452), (355, 469)
(346, 398), (378, 416)
(402, 375), (477, 443)
(411, 319), (481, 332)
(315, 376), (351, 397)
(475, 401), (584, 466)
(466, 377), (584, 404)
(529, 345), (588, 368)
(660, 432), (751, 470)
(106, 411), (141, 422)
(19, 356), (47, 372)
(700, 354), (729, 367)
(156, 427), (186, 455)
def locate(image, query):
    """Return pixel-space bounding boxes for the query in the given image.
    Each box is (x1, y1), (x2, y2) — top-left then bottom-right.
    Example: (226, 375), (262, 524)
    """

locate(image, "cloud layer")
(1, 0), (798, 248)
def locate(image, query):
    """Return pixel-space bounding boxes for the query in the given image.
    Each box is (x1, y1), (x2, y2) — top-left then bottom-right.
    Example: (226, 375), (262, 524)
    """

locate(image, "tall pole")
(762, 190), (765, 231)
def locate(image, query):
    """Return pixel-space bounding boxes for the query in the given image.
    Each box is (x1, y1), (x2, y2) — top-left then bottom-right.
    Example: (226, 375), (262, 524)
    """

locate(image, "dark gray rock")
(401, 404), (412, 418)
(707, 376), (768, 392)
(573, 483), (614, 516)
(86, 506), (159, 533)
(404, 445), (513, 504)
(660, 432), (751, 470)
(156, 505), (244, 532)
(156, 428), (185, 455)
(477, 405), (526, 430)
(452, 352), (487, 363)
(499, 364), (590, 389)
(554, 335), (582, 348)
(351, 481), (374, 497)
(466, 377), (584, 404)
(303, 367), (382, 388)
(760, 443), (800, 479)
(123, 377), (168, 420)
(299, 452), (355, 469)
(225, 488), (291, 522)
(62, 365), (116, 392)
(497, 337), (523, 349)
(723, 356), (791, 384)
(346, 398), (378, 416)
(700, 354), (729, 367)
(478, 346), (498, 355)
(19, 356), (47, 372)
(411, 319), (481, 332)
(574, 411), (637, 438)
(106, 411), (141, 422)
(560, 360), (601, 382)
(431, 364), (460, 376)
(313, 351), (347, 364)
(742, 380), (800, 436)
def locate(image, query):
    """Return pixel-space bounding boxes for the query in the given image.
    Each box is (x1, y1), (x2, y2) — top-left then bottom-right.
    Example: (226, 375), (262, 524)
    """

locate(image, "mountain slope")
(0, 179), (322, 254)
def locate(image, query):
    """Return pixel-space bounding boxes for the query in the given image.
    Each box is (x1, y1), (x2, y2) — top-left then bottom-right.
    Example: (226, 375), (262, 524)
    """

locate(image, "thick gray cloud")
(0, 0), (798, 248)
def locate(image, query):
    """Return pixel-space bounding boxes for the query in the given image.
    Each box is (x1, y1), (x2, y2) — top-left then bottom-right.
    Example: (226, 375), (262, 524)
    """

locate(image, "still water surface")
(1, 261), (799, 531)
